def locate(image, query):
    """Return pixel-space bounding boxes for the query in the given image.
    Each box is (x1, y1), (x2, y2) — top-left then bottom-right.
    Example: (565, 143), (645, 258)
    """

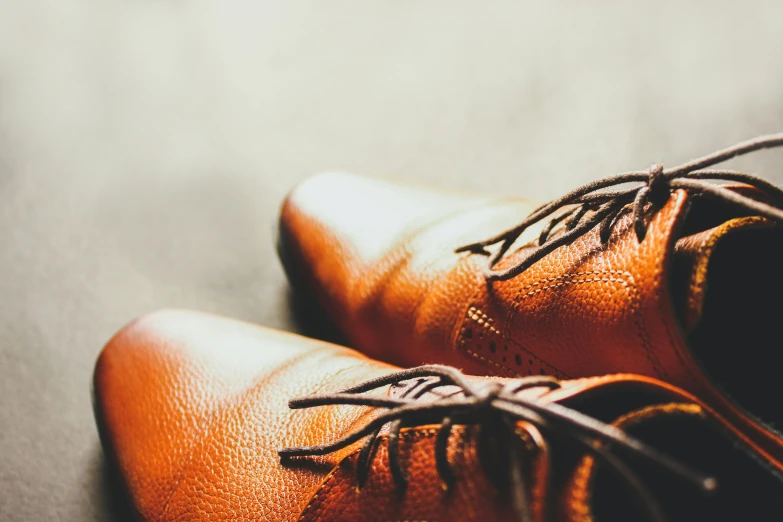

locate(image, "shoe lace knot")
(279, 365), (715, 522)
(456, 133), (783, 281)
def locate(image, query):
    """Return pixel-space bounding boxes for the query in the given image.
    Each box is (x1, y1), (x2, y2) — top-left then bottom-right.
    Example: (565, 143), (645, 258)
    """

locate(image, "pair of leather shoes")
(94, 135), (783, 521)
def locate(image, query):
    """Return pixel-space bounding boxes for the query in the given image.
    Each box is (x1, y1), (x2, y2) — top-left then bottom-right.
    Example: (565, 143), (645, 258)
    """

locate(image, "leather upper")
(279, 171), (783, 472)
(94, 310), (781, 521)
(94, 310), (397, 520)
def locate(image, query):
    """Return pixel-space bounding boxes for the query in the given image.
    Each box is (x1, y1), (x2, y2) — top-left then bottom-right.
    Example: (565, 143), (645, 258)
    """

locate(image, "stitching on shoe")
(462, 343), (523, 377)
(298, 428), (459, 521)
(509, 270), (635, 302)
(296, 451), (347, 521)
(457, 268), (664, 379)
(459, 306), (563, 378)
(458, 316), (518, 377)
(644, 190), (698, 382)
(508, 269), (663, 378)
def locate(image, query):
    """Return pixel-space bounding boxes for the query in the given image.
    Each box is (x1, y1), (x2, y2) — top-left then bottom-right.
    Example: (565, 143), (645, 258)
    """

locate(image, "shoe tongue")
(562, 402), (783, 522)
(669, 180), (783, 333)
(670, 216), (767, 332)
(671, 188), (783, 431)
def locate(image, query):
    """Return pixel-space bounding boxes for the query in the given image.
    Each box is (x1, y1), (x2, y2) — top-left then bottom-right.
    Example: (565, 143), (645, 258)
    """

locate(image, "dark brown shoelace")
(279, 365), (716, 522)
(455, 133), (783, 281)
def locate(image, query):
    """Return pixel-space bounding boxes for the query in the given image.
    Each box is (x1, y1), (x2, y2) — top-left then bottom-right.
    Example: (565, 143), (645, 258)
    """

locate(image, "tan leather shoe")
(278, 134), (783, 473)
(93, 310), (782, 521)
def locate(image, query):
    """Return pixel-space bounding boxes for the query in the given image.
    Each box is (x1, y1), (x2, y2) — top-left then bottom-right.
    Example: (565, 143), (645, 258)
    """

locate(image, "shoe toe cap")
(279, 171), (494, 267)
(93, 309), (376, 520)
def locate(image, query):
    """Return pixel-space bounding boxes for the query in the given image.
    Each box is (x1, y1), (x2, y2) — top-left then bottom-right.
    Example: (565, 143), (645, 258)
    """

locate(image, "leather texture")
(94, 310), (780, 521)
(94, 310), (392, 521)
(278, 171), (783, 473)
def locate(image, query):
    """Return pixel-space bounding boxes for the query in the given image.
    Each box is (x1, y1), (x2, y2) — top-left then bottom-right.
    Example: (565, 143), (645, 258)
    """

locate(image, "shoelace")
(455, 133), (783, 281)
(279, 365), (716, 522)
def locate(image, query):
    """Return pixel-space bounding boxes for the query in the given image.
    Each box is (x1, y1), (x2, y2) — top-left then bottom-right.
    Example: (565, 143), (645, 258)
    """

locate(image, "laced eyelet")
(455, 133), (783, 281)
(279, 364), (716, 522)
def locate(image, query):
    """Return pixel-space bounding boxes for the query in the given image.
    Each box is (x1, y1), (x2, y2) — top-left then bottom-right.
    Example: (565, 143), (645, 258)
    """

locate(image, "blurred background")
(1, 1), (783, 519)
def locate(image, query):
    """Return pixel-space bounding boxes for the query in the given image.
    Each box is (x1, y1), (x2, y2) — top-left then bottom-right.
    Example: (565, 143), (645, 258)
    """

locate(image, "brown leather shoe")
(278, 134), (783, 472)
(93, 310), (782, 521)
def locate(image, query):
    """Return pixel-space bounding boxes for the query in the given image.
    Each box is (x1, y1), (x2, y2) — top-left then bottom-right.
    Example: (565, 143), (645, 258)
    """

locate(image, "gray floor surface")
(2, 2), (783, 520)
